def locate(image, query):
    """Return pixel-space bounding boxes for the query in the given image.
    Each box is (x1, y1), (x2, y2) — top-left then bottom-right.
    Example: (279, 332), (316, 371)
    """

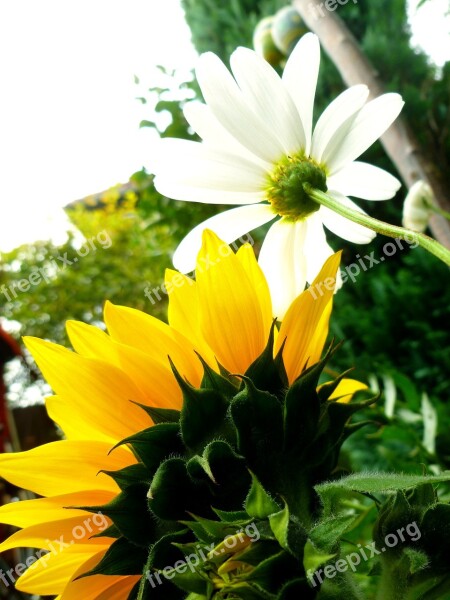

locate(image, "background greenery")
(0, 0), (448, 469)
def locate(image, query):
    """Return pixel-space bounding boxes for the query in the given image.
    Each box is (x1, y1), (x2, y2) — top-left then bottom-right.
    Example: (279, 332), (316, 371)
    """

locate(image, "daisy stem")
(305, 185), (450, 267)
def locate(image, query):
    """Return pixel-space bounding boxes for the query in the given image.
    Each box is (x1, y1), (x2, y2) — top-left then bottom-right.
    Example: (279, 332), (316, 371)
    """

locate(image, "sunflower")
(153, 33), (404, 317)
(0, 232), (364, 598)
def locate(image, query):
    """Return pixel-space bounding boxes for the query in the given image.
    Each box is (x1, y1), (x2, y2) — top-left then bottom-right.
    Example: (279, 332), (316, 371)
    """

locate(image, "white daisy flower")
(153, 33), (404, 317)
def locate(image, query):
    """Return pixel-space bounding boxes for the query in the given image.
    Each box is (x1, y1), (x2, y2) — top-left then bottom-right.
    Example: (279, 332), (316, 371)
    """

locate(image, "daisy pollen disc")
(266, 152), (327, 221)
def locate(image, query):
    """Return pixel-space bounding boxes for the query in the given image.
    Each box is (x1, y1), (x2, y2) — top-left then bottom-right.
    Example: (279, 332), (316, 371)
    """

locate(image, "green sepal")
(90, 522), (121, 539)
(136, 529), (191, 600)
(245, 471), (281, 519)
(170, 358), (231, 452)
(79, 537), (147, 577)
(242, 549), (301, 594)
(277, 578), (317, 599)
(420, 503), (450, 573)
(269, 501), (306, 558)
(148, 457), (210, 520)
(181, 514), (240, 541)
(324, 396), (378, 446)
(131, 401), (180, 424)
(302, 538), (337, 577)
(403, 547), (430, 574)
(282, 355), (324, 453)
(100, 463), (151, 491)
(243, 320), (288, 399)
(308, 513), (357, 554)
(112, 422), (183, 475)
(230, 379), (284, 484)
(196, 352), (238, 396)
(76, 483), (154, 547)
(180, 515), (229, 544)
(317, 368), (356, 403)
(212, 508), (251, 523)
(187, 440), (251, 510)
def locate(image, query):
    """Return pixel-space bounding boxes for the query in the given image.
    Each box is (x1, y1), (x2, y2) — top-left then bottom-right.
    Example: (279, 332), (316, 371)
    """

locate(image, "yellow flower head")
(0, 231), (365, 598)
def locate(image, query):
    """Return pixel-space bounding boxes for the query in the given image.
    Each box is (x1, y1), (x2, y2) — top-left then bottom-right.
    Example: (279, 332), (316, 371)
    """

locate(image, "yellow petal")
(104, 301), (202, 385)
(275, 252), (341, 383)
(0, 440), (134, 496)
(328, 378), (368, 404)
(65, 321), (115, 362)
(236, 243), (272, 327)
(90, 575), (140, 600)
(0, 490), (115, 528)
(0, 515), (113, 553)
(61, 572), (139, 600)
(16, 547), (106, 595)
(65, 321), (184, 410)
(196, 230), (271, 374)
(305, 300), (333, 367)
(24, 337), (155, 443)
(166, 269), (217, 368)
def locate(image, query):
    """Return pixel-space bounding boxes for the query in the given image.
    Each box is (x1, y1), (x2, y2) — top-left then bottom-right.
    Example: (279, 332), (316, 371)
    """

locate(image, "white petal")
(282, 33), (320, 155)
(320, 192), (376, 244)
(303, 213), (336, 284)
(325, 93), (405, 174)
(328, 162), (401, 200)
(173, 204), (276, 273)
(230, 47), (306, 154)
(196, 52), (285, 163)
(258, 219), (307, 319)
(153, 139), (267, 204)
(311, 85), (369, 163)
(183, 102), (271, 168)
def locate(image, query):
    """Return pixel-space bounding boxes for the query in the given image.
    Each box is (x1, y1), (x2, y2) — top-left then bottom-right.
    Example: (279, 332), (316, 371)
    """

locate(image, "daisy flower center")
(266, 152), (327, 221)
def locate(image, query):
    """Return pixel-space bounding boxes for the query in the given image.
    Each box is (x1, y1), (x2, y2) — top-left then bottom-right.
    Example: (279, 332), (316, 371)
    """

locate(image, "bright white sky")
(0, 0), (448, 252)
(0, 0), (197, 252)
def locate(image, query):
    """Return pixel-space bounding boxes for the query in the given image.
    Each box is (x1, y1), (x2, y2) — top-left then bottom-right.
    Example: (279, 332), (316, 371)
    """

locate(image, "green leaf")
(245, 472), (281, 519)
(315, 471), (450, 513)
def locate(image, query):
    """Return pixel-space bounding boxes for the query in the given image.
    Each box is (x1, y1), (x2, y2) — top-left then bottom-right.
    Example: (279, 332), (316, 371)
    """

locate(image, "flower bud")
(402, 181), (436, 232)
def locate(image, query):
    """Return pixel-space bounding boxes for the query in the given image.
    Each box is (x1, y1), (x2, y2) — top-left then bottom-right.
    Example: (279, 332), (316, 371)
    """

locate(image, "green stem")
(305, 186), (450, 267)
(430, 203), (450, 221)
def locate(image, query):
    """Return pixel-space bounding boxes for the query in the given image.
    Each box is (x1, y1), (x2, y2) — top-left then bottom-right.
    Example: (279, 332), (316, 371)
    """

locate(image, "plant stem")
(305, 186), (450, 267)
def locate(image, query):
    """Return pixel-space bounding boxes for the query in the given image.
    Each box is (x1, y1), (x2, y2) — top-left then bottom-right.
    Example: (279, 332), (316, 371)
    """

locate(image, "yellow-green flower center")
(266, 152), (327, 221)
